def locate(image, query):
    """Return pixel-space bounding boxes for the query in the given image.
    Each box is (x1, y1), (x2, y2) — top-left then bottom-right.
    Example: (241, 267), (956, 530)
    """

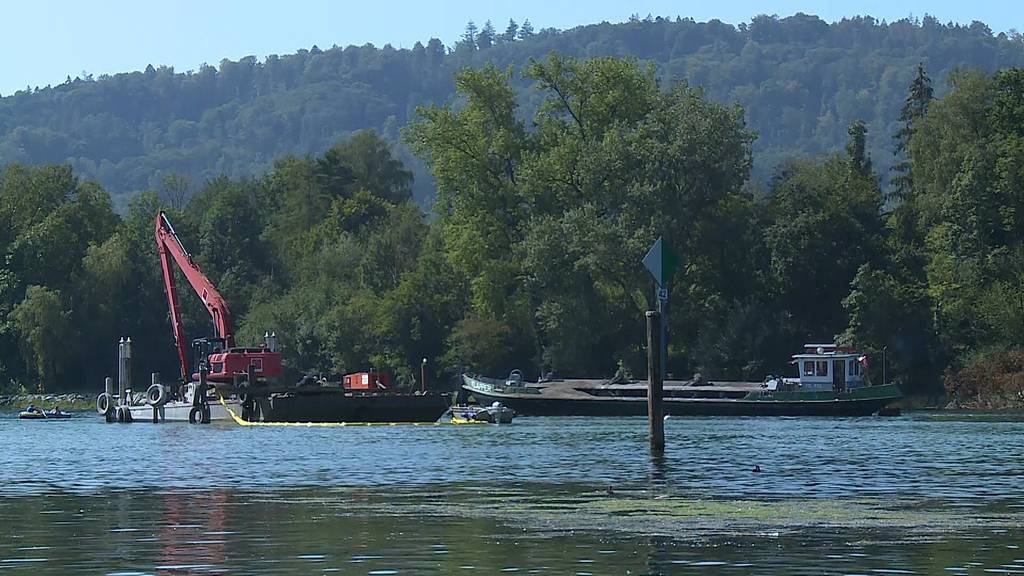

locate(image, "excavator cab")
(190, 337), (282, 385)
(191, 337), (225, 372)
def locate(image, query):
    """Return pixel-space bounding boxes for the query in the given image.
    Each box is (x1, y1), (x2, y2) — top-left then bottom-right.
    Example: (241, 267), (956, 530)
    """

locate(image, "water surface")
(2, 411), (1023, 574)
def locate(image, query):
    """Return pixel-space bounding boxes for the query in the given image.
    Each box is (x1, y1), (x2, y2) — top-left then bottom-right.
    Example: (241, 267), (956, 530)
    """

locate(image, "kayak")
(18, 410), (72, 420)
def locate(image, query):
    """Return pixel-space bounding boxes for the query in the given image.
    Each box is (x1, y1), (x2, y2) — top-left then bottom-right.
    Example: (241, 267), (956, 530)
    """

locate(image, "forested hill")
(2, 13), (1023, 206)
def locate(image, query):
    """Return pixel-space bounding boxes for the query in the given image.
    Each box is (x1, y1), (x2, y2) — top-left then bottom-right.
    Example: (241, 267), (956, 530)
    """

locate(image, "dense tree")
(408, 55), (754, 377)
(846, 120), (872, 179)
(478, 20), (497, 50)
(844, 65), (1024, 397)
(2, 15), (1023, 208)
(518, 20), (535, 39)
(11, 286), (71, 390)
(890, 63), (933, 200)
(764, 127), (884, 343)
(503, 19), (519, 43)
(461, 21), (478, 50)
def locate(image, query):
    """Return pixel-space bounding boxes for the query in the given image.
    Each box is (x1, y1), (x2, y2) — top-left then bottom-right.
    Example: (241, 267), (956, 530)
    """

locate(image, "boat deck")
(515, 379), (768, 400)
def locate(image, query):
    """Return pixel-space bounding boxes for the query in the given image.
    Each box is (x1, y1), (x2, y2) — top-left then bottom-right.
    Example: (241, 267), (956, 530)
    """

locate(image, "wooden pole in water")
(117, 338), (125, 405)
(116, 337), (133, 422)
(646, 310), (665, 453)
(104, 376), (114, 422)
(124, 337), (133, 400)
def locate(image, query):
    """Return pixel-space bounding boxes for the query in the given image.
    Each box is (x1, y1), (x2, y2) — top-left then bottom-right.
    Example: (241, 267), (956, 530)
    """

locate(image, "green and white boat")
(462, 344), (902, 417)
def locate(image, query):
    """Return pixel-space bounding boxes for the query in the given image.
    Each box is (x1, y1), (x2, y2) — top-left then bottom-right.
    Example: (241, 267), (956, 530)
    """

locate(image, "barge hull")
(128, 400), (239, 422)
(259, 392), (450, 423)
(464, 376), (902, 417)
(467, 391), (897, 417)
(127, 393), (449, 423)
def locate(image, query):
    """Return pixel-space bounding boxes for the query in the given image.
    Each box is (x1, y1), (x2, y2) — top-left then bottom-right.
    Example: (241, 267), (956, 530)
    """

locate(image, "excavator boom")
(155, 211), (280, 383)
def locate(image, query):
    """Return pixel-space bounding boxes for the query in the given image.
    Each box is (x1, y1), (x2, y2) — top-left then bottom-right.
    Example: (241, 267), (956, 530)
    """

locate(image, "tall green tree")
(502, 19), (519, 43)
(891, 63), (934, 201)
(846, 120), (872, 179)
(478, 20), (497, 50)
(518, 19), (534, 39)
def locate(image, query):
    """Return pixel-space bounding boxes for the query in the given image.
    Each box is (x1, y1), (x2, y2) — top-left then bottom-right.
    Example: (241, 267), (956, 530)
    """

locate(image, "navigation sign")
(642, 236), (679, 288)
(642, 237), (677, 381)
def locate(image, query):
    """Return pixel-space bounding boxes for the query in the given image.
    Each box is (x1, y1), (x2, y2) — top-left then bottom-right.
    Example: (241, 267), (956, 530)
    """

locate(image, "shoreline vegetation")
(1, 51), (1023, 410)
(0, 393), (94, 411)
(943, 350), (1024, 410)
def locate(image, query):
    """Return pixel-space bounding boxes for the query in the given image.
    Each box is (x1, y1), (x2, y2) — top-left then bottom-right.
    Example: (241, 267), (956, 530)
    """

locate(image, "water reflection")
(1, 488), (1023, 574)
(153, 491), (229, 574)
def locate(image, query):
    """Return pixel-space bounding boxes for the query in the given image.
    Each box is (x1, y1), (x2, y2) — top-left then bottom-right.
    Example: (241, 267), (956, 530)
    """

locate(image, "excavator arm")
(157, 211), (272, 384)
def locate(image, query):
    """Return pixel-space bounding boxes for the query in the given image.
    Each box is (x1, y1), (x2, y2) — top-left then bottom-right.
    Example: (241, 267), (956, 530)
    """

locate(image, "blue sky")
(1, 0), (1020, 96)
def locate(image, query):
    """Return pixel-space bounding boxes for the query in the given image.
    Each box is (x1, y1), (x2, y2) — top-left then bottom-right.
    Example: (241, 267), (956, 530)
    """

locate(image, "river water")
(2, 411), (1023, 574)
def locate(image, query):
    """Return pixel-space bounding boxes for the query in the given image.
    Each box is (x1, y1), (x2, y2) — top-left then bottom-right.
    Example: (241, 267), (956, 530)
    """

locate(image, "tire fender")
(96, 392), (110, 415)
(146, 383), (167, 406)
(189, 405), (211, 424)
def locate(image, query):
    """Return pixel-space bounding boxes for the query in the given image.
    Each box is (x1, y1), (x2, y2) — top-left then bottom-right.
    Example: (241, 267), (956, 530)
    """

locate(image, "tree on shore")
(891, 63), (934, 201)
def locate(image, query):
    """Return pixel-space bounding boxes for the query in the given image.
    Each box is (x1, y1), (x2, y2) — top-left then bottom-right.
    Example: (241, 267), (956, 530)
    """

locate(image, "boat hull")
(452, 404), (516, 424)
(465, 393), (898, 417)
(258, 391), (450, 423)
(124, 392), (450, 423)
(464, 376), (901, 417)
(128, 400), (238, 422)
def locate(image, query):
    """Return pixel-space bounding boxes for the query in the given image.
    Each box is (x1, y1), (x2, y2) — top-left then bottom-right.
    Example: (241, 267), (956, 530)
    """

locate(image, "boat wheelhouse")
(787, 343), (868, 392)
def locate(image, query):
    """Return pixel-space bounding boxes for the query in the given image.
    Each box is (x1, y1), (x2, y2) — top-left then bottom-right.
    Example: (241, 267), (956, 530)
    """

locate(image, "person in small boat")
(26, 403), (40, 414)
(49, 405), (60, 415)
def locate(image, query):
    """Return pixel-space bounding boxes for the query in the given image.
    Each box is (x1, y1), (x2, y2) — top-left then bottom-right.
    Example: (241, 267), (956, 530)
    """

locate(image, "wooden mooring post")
(104, 376), (115, 422)
(116, 337), (133, 422)
(646, 310), (665, 453)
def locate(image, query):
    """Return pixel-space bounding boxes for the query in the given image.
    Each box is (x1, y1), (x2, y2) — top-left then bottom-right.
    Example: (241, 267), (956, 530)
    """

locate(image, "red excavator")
(152, 210), (449, 425)
(155, 211), (282, 388)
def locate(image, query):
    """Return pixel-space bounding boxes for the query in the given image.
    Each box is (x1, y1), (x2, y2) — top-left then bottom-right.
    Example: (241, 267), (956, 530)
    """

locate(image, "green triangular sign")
(642, 236), (679, 288)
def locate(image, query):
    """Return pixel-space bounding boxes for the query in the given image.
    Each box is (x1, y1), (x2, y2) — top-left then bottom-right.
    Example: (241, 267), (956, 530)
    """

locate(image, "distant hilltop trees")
(1, 13), (1023, 207)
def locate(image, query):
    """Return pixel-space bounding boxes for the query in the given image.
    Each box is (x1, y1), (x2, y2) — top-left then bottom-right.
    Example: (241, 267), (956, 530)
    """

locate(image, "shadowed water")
(2, 411), (1023, 574)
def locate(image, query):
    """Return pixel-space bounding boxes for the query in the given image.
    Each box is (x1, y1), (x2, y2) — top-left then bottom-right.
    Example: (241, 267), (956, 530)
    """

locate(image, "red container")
(343, 371), (390, 390)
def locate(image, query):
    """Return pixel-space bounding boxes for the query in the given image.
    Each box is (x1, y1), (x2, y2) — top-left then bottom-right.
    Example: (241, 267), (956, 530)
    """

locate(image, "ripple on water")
(0, 412), (1018, 499)
(2, 413), (1024, 575)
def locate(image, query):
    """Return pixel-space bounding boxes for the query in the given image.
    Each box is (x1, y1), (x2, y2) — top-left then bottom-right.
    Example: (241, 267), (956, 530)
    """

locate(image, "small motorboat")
(18, 408), (72, 420)
(451, 402), (516, 424)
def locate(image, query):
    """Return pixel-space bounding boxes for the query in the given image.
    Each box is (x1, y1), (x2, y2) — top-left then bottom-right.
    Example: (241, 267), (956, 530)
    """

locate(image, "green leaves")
(763, 151), (884, 340)
(11, 286), (71, 391)
(408, 55), (754, 377)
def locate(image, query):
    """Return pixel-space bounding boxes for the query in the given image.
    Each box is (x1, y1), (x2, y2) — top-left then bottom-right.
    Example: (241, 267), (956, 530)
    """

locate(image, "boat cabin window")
(803, 361), (814, 376)
(848, 361), (855, 376)
(816, 361), (829, 376)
